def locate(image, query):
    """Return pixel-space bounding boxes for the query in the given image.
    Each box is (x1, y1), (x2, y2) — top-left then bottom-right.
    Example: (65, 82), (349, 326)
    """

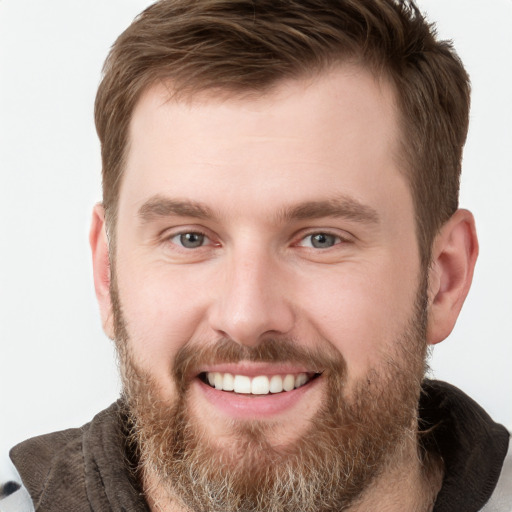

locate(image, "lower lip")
(195, 376), (322, 419)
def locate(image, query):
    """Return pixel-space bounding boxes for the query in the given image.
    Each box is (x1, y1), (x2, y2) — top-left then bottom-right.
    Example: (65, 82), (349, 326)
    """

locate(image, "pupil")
(180, 233), (204, 248)
(312, 233), (334, 248)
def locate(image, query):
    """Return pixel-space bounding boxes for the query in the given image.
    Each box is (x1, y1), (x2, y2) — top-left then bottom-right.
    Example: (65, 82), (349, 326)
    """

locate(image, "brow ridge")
(137, 194), (379, 225)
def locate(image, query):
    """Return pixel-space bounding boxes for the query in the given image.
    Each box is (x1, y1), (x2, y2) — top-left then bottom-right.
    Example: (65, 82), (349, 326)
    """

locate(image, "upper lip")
(196, 362), (321, 378)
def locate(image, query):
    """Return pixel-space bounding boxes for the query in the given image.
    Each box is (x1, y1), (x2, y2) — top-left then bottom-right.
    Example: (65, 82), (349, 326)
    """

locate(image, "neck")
(348, 435), (444, 512)
(143, 435), (444, 512)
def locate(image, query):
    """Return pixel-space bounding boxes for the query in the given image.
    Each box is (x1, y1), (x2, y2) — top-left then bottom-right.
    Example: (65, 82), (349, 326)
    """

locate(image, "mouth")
(199, 371), (322, 396)
(192, 363), (325, 419)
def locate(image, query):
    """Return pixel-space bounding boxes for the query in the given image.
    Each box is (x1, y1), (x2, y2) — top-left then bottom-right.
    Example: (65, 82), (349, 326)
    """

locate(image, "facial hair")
(111, 279), (428, 512)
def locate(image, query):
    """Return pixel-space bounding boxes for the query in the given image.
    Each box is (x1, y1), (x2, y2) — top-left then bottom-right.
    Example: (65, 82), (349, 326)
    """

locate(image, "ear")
(90, 204), (115, 339)
(426, 209), (478, 345)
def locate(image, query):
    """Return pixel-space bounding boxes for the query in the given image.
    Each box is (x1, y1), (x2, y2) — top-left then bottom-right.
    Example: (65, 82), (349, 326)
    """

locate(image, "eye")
(299, 232), (341, 249)
(171, 232), (209, 249)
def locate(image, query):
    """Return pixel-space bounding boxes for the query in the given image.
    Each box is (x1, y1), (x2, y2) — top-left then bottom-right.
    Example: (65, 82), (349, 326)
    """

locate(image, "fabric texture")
(10, 404), (148, 512)
(419, 381), (510, 512)
(7, 380), (511, 512)
(481, 439), (512, 511)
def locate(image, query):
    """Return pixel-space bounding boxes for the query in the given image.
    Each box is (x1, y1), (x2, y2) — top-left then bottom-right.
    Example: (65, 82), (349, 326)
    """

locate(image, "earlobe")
(426, 209), (478, 345)
(90, 204), (115, 339)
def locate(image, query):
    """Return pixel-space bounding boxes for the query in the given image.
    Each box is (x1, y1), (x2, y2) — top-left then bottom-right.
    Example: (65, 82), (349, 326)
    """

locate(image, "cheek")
(298, 261), (420, 379)
(115, 261), (210, 387)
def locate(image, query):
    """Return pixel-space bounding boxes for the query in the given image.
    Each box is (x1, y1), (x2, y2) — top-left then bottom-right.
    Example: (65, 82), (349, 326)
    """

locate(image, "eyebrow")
(138, 196), (215, 222)
(137, 194), (379, 225)
(279, 197), (380, 225)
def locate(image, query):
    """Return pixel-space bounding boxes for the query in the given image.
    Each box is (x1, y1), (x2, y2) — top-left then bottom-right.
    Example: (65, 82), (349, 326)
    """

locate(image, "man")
(2, 0), (510, 511)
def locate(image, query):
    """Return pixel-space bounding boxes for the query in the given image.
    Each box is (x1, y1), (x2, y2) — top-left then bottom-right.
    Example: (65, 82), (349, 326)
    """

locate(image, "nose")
(208, 247), (295, 347)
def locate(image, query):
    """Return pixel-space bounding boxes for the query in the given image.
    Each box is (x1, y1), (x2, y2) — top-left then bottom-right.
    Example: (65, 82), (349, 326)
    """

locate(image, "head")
(90, 1), (478, 510)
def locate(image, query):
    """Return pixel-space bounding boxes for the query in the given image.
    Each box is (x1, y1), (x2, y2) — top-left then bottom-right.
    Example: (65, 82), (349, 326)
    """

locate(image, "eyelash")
(162, 228), (350, 251)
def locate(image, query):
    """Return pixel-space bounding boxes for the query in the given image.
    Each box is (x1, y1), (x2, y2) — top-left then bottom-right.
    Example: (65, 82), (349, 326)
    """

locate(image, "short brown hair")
(95, 0), (470, 265)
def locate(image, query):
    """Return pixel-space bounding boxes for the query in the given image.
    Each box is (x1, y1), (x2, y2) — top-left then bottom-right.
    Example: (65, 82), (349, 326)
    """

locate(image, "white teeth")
(222, 373), (234, 391)
(205, 372), (313, 395)
(214, 372), (223, 390)
(233, 375), (251, 394)
(251, 376), (270, 395)
(269, 375), (284, 393)
(295, 373), (308, 388)
(283, 374), (295, 391)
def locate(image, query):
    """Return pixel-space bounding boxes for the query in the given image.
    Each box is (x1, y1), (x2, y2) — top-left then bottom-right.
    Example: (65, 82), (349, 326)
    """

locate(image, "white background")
(1, 0), (511, 479)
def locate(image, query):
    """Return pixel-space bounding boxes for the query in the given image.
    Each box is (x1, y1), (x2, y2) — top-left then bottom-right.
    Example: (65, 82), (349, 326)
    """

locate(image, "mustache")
(172, 337), (347, 393)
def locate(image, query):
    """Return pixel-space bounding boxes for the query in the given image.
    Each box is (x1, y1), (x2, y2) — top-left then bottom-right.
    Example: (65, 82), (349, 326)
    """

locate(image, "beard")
(111, 279), (429, 512)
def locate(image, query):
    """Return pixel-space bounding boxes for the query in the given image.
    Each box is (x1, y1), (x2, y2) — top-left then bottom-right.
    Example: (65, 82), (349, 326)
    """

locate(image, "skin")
(90, 65), (478, 510)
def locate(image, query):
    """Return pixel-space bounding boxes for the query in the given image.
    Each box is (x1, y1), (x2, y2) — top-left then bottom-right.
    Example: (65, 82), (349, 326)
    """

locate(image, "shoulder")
(421, 381), (510, 512)
(6, 425), (92, 512)
(0, 427), (85, 512)
(9, 426), (87, 505)
(7, 402), (124, 512)
(11, 426), (85, 465)
(481, 433), (512, 511)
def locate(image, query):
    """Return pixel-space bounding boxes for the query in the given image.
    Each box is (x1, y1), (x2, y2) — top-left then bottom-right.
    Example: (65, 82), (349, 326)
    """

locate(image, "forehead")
(120, 65), (408, 223)
(130, 64), (398, 144)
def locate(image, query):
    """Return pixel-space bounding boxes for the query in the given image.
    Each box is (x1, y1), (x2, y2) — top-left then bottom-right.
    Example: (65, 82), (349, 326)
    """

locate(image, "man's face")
(110, 66), (427, 509)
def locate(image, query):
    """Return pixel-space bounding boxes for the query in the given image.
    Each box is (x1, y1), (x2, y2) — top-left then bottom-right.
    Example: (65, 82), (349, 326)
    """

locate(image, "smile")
(200, 371), (321, 395)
